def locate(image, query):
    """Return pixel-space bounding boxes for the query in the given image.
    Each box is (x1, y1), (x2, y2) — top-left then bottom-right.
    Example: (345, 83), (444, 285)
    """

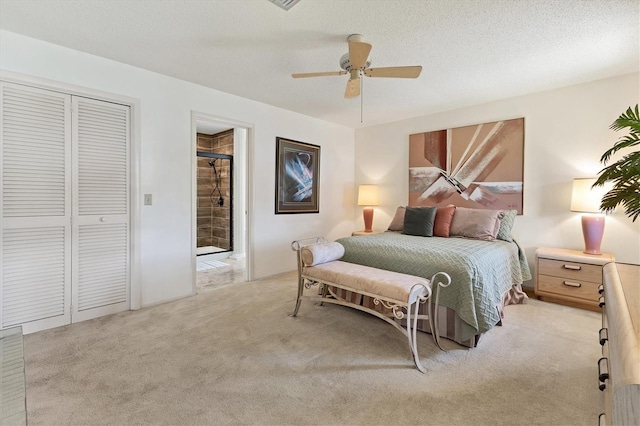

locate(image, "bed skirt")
(328, 283), (528, 348)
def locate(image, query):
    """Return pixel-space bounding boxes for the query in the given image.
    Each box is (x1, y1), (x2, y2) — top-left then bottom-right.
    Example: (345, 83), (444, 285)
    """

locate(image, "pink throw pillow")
(449, 207), (504, 241)
(433, 205), (456, 237)
(387, 206), (406, 231)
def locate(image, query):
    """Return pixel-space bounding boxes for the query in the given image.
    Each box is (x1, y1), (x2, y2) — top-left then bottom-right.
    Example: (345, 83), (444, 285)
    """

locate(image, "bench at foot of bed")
(291, 237), (451, 373)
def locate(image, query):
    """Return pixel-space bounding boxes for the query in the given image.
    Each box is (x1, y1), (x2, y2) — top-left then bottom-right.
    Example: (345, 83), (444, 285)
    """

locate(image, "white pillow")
(301, 242), (345, 266)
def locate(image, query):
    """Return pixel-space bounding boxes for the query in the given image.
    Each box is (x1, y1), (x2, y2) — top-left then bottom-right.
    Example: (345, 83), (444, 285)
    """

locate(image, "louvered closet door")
(0, 83), (72, 333)
(71, 97), (130, 322)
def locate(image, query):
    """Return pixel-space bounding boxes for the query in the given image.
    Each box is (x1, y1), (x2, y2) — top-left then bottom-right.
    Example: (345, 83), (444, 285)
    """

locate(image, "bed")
(333, 231), (532, 347)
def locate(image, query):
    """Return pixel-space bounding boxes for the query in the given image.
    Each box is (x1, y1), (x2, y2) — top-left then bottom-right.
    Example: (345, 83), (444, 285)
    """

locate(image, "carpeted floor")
(23, 271), (602, 425)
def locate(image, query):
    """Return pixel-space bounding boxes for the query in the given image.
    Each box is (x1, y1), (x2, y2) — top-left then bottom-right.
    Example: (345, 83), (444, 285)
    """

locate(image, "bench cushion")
(303, 261), (430, 302)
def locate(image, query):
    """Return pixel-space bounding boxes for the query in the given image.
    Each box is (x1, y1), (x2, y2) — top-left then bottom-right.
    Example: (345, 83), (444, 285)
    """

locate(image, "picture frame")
(409, 117), (525, 214)
(275, 137), (320, 214)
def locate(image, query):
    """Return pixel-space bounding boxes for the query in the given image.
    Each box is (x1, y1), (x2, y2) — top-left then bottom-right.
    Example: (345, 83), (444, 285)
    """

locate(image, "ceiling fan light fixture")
(267, 0), (302, 11)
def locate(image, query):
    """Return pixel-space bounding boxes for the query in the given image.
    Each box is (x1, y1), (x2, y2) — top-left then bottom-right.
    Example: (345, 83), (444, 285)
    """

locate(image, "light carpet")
(23, 271), (602, 425)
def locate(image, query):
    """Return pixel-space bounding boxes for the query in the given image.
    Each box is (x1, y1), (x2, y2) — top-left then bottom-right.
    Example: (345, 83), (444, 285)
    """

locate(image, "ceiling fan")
(292, 34), (423, 99)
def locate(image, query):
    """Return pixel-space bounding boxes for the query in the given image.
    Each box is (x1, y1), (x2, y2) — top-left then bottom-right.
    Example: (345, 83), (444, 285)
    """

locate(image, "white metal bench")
(290, 237), (451, 373)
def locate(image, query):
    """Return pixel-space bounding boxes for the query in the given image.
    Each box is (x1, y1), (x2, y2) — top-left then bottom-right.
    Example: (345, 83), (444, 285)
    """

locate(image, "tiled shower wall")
(197, 130), (233, 251)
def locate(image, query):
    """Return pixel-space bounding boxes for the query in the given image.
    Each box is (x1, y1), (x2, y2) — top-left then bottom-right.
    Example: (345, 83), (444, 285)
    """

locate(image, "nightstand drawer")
(537, 274), (600, 303)
(538, 258), (603, 284)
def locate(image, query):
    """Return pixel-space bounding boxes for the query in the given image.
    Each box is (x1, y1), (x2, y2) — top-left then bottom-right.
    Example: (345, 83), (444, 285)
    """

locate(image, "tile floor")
(196, 257), (246, 292)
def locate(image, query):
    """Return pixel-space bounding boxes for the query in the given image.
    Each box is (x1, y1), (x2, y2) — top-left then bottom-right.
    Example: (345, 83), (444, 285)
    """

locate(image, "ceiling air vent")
(267, 0), (301, 11)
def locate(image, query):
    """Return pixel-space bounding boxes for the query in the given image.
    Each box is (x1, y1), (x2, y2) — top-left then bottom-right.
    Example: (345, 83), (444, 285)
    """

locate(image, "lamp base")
(362, 207), (374, 233)
(581, 214), (605, 255)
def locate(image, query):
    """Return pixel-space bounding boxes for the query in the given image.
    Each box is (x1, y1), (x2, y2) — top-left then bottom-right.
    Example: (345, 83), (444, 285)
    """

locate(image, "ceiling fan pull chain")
(360, 74), (363, 123)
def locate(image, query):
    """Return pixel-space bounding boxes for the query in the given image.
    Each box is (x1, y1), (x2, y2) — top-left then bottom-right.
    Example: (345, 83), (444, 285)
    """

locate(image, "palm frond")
(600, 180), (640, 221)
(610, 104), (640, 132)
(600, 133), (640, 164)
(597, 105), (640, 222)
(595, 151), (640, 183)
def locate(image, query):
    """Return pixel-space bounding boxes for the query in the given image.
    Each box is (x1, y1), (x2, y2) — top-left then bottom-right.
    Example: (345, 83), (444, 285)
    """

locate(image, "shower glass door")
(196, 151), (233, 256)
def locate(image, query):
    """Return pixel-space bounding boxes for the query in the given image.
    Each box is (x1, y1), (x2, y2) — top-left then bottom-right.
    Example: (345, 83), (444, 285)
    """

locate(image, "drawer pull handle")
(598, 357), (609, 382)
(599, 328), (608, 345)
(599, 413), (606, 426)
(563, 264), (581, 271)
(598, 379), (606, 391)
(599, 296), (605, 308)
(563, 281), (582, 288)
(598, 284), (604, 295)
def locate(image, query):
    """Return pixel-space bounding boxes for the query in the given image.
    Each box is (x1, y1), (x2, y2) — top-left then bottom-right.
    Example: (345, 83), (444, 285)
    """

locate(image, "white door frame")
(190, 111), (254, 293)
(0, 70), (142, 318)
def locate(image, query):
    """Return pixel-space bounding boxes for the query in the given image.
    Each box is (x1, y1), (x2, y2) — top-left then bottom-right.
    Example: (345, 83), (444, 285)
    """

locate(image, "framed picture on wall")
(275, 137), (320, 214)
(409, 118), (525, 214)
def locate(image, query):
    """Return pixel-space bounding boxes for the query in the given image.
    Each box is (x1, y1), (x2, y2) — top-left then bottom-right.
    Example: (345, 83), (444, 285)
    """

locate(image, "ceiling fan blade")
(344, 78), (360, 98)
(348, 41), (372, 69)
(292, 71), (347, 78)
(364, 66), (423, 78)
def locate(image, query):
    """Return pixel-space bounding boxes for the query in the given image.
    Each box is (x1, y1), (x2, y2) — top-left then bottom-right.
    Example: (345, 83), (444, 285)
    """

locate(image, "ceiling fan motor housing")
(339, 52), (371, 71)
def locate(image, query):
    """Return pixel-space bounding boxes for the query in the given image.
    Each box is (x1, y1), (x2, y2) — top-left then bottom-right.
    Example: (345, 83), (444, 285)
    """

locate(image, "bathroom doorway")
(196, 131), (233, 256)
(192, 113), (250, 293)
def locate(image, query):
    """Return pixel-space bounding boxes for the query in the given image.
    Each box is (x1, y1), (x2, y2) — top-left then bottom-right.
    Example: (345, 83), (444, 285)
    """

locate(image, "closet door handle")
(563, 264), (581, 271)
(599, 413), (606, 426)
(563, 281), (581, 288)
(598, 357), (609, 382)
(99, 217), (107, 222)
(599, 328), (608, 346)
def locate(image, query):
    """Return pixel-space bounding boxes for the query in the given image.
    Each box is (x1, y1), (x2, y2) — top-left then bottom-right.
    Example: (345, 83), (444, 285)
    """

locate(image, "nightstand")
(351, 230), (384, 236)
(534, 247), (615, 311)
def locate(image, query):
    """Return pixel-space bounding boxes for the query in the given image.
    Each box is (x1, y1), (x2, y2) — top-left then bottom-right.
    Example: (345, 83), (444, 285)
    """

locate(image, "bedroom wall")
(0, 30), (355, 307)
(354, 73), (640, 283)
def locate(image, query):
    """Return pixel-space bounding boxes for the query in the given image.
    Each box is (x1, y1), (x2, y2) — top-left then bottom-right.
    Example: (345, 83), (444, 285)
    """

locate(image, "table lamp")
(357, 185), (379, 233)
(570, 177), (609, 255)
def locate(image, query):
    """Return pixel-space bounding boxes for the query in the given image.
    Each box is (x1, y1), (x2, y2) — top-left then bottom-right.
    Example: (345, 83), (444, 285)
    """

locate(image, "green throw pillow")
(402, 206), (437, 237)
(497, 209), (517, 242)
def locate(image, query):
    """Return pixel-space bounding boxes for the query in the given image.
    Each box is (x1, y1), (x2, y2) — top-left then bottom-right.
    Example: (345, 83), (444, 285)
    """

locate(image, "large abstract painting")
(275, 137), (320, 214)
(409, 118), (524, 213)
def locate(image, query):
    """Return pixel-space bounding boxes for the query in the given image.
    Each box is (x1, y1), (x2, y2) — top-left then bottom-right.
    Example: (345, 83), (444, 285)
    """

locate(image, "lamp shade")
(570, 178), (607, 213)
(357, 185), (379, 206)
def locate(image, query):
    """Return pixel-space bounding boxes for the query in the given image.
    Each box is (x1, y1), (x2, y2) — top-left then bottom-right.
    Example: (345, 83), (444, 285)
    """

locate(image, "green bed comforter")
(336, 232), (532, 340)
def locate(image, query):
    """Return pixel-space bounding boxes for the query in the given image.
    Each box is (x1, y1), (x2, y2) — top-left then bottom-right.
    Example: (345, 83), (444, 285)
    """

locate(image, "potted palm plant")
(594, 104), (640, 222)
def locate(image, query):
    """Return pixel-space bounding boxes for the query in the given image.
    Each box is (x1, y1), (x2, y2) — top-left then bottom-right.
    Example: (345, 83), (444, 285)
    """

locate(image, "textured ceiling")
(0, 0), (638, 129)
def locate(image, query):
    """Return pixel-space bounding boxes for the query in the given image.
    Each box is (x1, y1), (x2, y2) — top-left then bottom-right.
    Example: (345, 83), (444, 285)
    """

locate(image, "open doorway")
(196, 130), (233, 257)
(192, 113), (250, 293)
